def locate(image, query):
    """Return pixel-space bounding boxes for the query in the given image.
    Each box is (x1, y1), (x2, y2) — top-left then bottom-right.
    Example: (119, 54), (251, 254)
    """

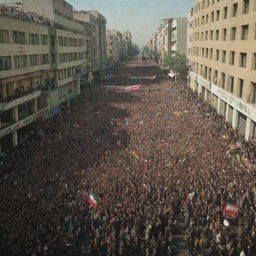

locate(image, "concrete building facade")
(188, 0), (256, 140)
(148, 17), (187, 63)
(106, 30), (132, 64)
(74, 10), (107, 73)
(0, 0), (108, 148)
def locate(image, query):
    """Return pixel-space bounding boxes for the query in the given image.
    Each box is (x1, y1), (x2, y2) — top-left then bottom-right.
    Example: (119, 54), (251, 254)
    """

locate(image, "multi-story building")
(0, 0), (107, 148)
(188, 0), (256, 140)
(171, 17), (188, 56)
(106, 30), (132, 64)
(106, 30), (121, 63)
(74, 10), (107, 73)
(148, 32), (158, 59)
(0, 3), (54, 148)
(157, 19), (173, 63)
(148, 17), (187, 63)
(122, 31), (132, 56)
(187, 9), (194, 62)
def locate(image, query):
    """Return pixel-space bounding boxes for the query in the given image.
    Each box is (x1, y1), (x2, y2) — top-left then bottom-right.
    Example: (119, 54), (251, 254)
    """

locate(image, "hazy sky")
(69, 0), (192, 47)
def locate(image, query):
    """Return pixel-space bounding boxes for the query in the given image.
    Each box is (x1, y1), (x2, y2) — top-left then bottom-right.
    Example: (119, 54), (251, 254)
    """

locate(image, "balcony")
(0, 89), (41, 111)
(0, 108), (48, 139)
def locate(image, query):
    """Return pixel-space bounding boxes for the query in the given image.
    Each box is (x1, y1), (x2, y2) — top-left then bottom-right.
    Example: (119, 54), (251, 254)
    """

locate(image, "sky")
(69, 0), (193, 47)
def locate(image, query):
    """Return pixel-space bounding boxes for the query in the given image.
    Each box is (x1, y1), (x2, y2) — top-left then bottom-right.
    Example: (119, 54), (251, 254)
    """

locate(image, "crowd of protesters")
(0, 4), (51, 26)
(0, 59), (256, 256)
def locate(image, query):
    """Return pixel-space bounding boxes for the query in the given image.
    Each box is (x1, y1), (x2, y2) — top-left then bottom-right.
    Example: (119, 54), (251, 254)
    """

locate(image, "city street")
(1, 58), (256, 255)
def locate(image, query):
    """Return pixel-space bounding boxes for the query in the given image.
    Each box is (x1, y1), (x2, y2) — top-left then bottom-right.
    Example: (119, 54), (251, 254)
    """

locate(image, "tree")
(143, 45), (149, 55)
(128, 43), (140, 57)
(163, 52), (188, 79)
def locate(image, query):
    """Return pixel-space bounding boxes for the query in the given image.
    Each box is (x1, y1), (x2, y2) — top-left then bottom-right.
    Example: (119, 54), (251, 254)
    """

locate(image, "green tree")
(163, 53), (188, 79)
(143, 45), (149, 55)
(128, 43), (140, 57)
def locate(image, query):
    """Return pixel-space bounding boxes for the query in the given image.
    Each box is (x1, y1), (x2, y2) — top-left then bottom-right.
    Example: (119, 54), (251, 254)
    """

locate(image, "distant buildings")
(106, 30), (132, 64)
(148, 17), (187, 63)
(0, 0), (132, 148)
(187, 0), (256, 140)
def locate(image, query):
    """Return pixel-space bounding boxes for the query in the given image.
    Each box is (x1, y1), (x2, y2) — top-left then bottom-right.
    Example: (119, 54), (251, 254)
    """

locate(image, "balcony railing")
(0, 89), (41, 111)
(0, 108), (48, 139)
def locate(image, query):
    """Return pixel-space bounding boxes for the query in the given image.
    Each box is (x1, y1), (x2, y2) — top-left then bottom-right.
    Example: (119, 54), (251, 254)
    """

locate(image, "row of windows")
(193, 24), (256, 41)
(0, 30), (49, 45)
(194, 0), (253, 14)
(58, 36), (84, 47)
(191, 60), (256, 102)
(0, 54), (49, 71)
(194, 0), (254, 26)
(59, 52), (87, 63)
(192, 47), (256, 69)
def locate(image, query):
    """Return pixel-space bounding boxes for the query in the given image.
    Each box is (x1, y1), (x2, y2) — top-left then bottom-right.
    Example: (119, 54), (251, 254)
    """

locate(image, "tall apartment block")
(148, 17), (187, 63)
(0, 0), (107, 149)
(106, 30), (132, 63)
(188, 0), (256, 140)
(74, 10), (107, 72)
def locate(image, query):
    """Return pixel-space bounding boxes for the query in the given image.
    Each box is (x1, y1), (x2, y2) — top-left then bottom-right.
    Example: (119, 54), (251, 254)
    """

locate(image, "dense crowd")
(0, 4), (51, 26)
(0, 59), (256, 256)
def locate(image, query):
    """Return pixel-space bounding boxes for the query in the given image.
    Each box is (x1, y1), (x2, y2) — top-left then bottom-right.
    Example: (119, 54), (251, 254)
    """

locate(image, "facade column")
(225, 104), (230, 122)
(245, 118), (254, 141)
(198, 83), (202, 97)
(12, 107), (19, 122)
(217, 98), (221, 115)
(204, 89), (208, 102)
(12, 131), (18, 146)
(2, 83), (7, 99)
(32, 99), (38, 113)
(76, 77), (81, 96)
(232, 109), (238, 130)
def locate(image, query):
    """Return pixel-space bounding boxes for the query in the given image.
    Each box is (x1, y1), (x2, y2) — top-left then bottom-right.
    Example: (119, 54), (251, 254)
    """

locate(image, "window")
(242, 0), (250, 14)
(0, 30), (9, 43)
(59, 36), (64, 46)
(211, 11), (214, 22)
(210, 30), (213, 40)
(206, 14), (209, 23)
(223, 7), (228, 19)
(205, 31), (208, 40)
(230, 27), (236, 40)
(230, 51), (235, 65)
(12, 31), (26, 44)
(216, 10), (220, 21)
(210, 48), (213, 59)
(14, 55), (28, 69)
(216, 30), (219, 40)
(228, 76), (234, 93)
(40, 54), (49, 65)
(213, 70), (218, 84)
(232, 3), (238, 17)
(239, 79), (244, 98)
(29, 55), (38, 66)
(28, 33), (39, 45)
(41, 34), (48, 45)
(252, 53), (256, 69)
(221, 72), (226, 88)
(252, 82), (256, 103)
(216, 49), (220, 61)
(223, 28), (227, 40)
(222, 50), (226, 63)
(240, 52), (247, 67)
(241, 25), (249, 40)
(0, 56), (12, 71)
